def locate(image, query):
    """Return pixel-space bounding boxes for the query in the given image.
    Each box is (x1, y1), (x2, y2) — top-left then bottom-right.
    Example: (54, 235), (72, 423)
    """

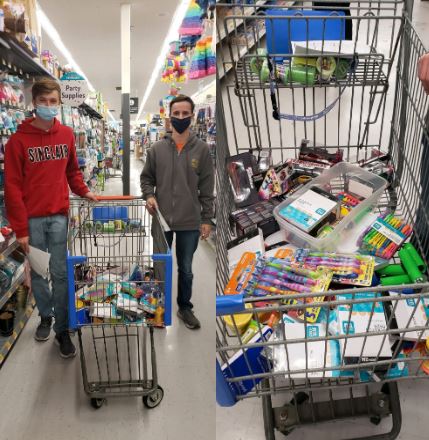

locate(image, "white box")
(389, 291), (429, 341)
(337, 293), (391, 361)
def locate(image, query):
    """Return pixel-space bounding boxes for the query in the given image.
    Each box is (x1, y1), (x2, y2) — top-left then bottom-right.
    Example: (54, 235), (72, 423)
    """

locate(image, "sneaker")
(177, 308), (201, 329)
(34, 316), (53, 341)
(55, 331), (77, 359)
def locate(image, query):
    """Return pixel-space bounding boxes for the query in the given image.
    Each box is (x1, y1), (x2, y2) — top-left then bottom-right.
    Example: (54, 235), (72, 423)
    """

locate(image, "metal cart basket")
(67, 196), (172, 409)
(216, 0), (429, 438)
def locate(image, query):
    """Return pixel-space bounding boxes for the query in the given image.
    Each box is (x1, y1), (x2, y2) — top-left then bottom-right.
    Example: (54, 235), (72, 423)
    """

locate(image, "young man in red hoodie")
(5, 78), (97, 358)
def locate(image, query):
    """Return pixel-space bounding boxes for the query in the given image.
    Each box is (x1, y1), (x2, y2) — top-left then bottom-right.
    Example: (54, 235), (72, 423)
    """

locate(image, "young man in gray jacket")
(141, 95), (215, 329)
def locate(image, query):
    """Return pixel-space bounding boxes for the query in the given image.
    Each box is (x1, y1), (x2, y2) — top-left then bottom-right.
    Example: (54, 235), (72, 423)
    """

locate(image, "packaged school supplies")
(294, 249), (375, 287)
(226, 153), (259, 208)
(389, 291), (429, 341)
(224, 252), (331, 323)
(262, 256), (333, 323)
(80, 283), (117, 302)
(278, 186), (339, 234)
(274, 162), (387, 251)
(271, 314), (341, 378)
(359, 213), (412, 260)
(258, 168), (282, 200)
(220, 325), (273, 397)
(336, 292), (392, 363)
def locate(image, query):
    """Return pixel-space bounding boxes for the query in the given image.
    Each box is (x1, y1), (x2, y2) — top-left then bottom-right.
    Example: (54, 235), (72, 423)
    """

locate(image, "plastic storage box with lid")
(273, 162), (387, 251)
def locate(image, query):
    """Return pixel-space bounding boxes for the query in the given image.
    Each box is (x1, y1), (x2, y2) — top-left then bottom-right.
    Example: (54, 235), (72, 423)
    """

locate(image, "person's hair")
(169, 94), (195, 114)
(32, 78), (61, 101)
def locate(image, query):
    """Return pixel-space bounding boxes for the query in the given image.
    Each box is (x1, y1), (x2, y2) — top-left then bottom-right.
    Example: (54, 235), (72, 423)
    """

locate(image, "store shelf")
(0, 297), (35, 367)
(0, 31), (55, 79)
(0, 264), (25, 310)
(0, 235), (18, 259)
(217, 0), (268, 42)
(218, 24), (267, 79)
(217, 1), (296, 79)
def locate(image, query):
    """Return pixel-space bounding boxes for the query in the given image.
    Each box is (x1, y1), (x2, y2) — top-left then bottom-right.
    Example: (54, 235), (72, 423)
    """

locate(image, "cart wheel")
(90, 398), (105, 409)
(370, 416), (381, 426)
(143, 386), (164, 409)
(290, 392), (309, 406)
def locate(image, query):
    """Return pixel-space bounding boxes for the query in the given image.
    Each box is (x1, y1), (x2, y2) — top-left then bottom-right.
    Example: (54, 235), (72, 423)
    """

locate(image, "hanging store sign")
(60, 71), (89, 106)
(130, 97), (139, 114)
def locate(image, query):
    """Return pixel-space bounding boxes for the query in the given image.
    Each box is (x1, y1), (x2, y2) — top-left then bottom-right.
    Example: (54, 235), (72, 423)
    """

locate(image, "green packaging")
(376, 264), (406, 277)
(284, 65), (316, 86)
(380, 274), (411, 286)
(399, 247), (426, 283)
(402, 243), (426, 272)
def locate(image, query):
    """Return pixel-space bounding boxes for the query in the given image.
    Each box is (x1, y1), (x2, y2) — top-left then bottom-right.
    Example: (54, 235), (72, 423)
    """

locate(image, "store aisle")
(0, 158), (216, 440)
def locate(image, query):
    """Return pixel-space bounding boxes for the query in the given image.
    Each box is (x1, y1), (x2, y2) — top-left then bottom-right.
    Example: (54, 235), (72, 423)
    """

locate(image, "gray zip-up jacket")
(140, 133), (215, 230)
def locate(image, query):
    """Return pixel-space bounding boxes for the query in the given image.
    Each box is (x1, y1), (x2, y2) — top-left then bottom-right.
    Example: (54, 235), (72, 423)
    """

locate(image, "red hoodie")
(4, 117), (89, 238)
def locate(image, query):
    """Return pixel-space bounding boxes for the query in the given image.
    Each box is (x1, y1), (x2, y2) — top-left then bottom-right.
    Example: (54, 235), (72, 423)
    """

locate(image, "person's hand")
(146, 196), (158, 216)
(83, 191), (98, 202)
(418, 53), (429, 95)
(200, 223), (212, 240)
(17, 236), (29, 254)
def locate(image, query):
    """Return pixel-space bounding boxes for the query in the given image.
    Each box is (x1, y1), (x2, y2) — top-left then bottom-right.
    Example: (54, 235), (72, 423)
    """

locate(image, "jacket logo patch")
(191, 159), (199, 169)
(28, 144), (69, 163)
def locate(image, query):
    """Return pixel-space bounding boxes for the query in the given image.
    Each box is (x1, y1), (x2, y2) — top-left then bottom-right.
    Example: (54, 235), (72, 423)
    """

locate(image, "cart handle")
(95, 195), (141, 201)
(216, 294), (245, 316)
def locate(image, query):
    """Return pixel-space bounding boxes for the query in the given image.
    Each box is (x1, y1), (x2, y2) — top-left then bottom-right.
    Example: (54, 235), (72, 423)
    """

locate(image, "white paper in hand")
(156, 209), (171, 232)
(28, 246), (51, 279)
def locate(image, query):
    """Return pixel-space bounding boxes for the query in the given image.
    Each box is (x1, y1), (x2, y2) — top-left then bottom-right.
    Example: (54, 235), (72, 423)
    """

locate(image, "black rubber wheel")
(143, 386), (164, 409)
(90, 398), (105, 409)
(290, 392), (309, 406)
(370, 416), (382, 426)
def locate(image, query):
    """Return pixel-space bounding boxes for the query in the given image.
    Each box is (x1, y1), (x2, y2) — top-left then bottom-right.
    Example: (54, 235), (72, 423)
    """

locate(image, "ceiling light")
(36, 1), (116, 123)
(136, 0), (191, 120)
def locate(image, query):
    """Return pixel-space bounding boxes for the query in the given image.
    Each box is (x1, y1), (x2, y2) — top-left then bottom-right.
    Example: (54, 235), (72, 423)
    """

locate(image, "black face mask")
(171, 116), (192, 134)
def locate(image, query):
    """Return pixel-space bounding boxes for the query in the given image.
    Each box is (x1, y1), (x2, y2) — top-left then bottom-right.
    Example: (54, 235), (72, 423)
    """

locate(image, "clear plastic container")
(273, 162), (387, 251)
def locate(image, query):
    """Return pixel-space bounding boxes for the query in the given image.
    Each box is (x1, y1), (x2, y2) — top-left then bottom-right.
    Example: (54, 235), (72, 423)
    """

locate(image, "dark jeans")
(165, 230), (200, 310)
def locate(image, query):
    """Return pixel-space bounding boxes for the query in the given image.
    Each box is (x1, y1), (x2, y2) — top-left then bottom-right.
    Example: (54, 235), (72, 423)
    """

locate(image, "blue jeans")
(28, 215), (68, 334)
(165, 230), (200, 310)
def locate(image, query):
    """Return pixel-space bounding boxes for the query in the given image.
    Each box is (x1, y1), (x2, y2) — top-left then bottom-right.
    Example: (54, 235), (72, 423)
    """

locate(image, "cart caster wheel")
(90, 398), (105, 409)
(370, 416), (381, 426)
(280, 428), (295, 436)
(143, 386), (164, 409)
(290, 392), (309, 405)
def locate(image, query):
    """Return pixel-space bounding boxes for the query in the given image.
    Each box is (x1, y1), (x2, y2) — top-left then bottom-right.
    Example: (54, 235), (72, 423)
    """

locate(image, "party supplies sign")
(60, 71), (88, 106)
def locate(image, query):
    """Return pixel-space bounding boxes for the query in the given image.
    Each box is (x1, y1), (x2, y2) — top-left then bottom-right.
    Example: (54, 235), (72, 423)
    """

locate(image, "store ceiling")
(37, 0), (214, 121)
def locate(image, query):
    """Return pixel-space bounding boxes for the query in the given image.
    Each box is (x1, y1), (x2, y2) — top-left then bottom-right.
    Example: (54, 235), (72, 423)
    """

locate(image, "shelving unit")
(217, 0), (268, 42)
(0, 297), (35, 367)
(0, 31), (53, 79)
(217, 1), (295, 79)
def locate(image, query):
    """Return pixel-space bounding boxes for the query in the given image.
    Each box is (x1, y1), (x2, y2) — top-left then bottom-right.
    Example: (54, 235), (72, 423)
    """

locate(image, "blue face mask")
(36, 105), (59, 121)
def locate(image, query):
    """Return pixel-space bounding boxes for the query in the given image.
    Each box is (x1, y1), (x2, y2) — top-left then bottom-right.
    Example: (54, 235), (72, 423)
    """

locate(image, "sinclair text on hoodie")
(4, 117), (89, 238)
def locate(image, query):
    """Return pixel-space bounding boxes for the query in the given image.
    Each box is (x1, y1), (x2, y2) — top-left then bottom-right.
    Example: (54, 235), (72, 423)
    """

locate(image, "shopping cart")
(104, 153), (123, 179)
(216, 0), (429, 438)
(67, 196), (172, 409)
